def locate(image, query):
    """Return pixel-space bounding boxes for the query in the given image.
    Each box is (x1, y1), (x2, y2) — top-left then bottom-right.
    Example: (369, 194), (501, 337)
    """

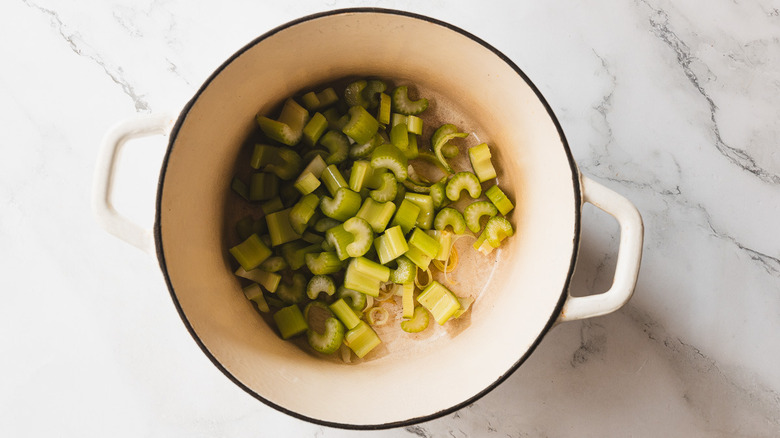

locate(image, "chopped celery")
(305, 304), (345, 354)
(250, 144), (278, 170)
(485, 185), (515, 215)
(391, 255), (416, 284)
(404, 193), (434, 230)
(305, 251), (343, 275)
(401, 283), (415, 319)
(408, 228), (441, 259)
(303, 112), (328, 147)
(256, 99), (309, 146)
(405, 133), (419, 160)
(374, 225), (409, 265)
(369, 172), (398, 203)
(445, 172), (482, 202)
(433, 207), (468, 235)
(249, 172), (279, 201)
(484, 216), (514, 248)
(344, 80), (370, 107)
(235, 215), (267, 241)
(348, 160), (371, 192)
(229, 234), (272, 271)
(231, 176), (249, 201)
(273, 304), (308, 339)
(302, 231), (324, 244)
(261, 197), (284, 215)
(321, 164), (348, 197)
(416, 281), (461, 325)
(306, 275), (336, 300)
(363, 80), (387, 109)
(266, 208), (302, 246)
(280, 241), (320, 270)
(235, 266), (281, 293)
(242, 283), (270, 313)
(392, 85), (428, 115)
(289, 193), (320, 235)
(390, 122), (409, 151)
(344, 259), (382, 297)
(320, 130), (350, 165)
(343, 105), (380, 145)
(320, 187), (362, 221)
(344, 321), (381, 358)
(401, 305), (430, 333)
(335, 287), (367, 313)
(426, 230), (452, 262)
(431, 124), (468, 173)
(343, 217), (374, 258)
(258, 256), (288, 273)
(314, 217), (341, 233)
(468, 143), (497, 182)
(276, 273), (307, 305)
(406, 115), (423, 135)
(377, 92), (391, 125)
(325, 224), (354, 261)
(356, 198), (396, 233)
(349, 133), (382, 159)
(390, 199), (421, 234)
(265, 148), (303, 181)
(351, 256), (391, 282)
(404, 245), (433, 271)
(329, 298), (361, 330)
(294, 172), (320, 196)
(370, 143), (408, 181)
(301, 87), (338, 110)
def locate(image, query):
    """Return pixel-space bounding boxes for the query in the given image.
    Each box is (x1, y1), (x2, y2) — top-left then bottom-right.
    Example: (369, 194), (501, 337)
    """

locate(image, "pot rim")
(153, 7), (582, 430)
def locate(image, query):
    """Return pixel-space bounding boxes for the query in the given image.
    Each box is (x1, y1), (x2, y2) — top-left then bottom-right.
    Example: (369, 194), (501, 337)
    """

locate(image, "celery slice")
(392, 85), (429, 115)
(363, 80), (387, 109)
(273, 304), (308, 339)
(242, 283), (270, 313)
(320, 187), (362, 221)
(229, 234), (272, 271)
(344, 80), (369, 107)
(374, 225), (409, 265)
(256, 99), (309, 146)
(356, 197), (396, 233)
(289, 193), (320, 235)
(231, 176), (249, 201)
(335, 287), (367, 313)
(235, 215), (267, 241)
(235, 266), (281, 293)
(320, 164), (348, 197)
(404, 245), (433, 271)
(352, 257), (391, 282)
(325, 224), (353, 261)
(371, 143), (408, 181)
(484, 216), (514, 248)
(390, 199), (421, 234)
(485, 185), (515, 215)
(426, 230), (452, 262)
(320, 130), (350, 165)
(249, 172), (279, 201)
(391, 255), (416, 284)
(344, 321), (381, 358)
(280, 241), (320, 270)
(463, 201), (498, 233)
(344, 259), (382, 297)
(276, 273), (307, 304)
(306, 310), (345, 354)
(431, 124), (468, 173)
(377, 92), (391, 125)
(404, 193), (434, 230)
(390, 122), (409, 151)
(294, 172), (321, 196)
(265, 207), (302, 246)
(301, 87), (338, 110)
(342, 105), (380, 145)
(329, 298), (362, 330)
(416, 281), (461, 325)
(343, 217), (374, 258)
(369, 172), (398, 203)
(306, 275), (336, 300)
(258, 256), (288, 273)
(409, 228), (442, 259)
(303, 112), (328, 147)
(250, 144), (279, 170)
(264, 148), (303, 181)
(305, 251), (343, 275)
(406, 115), (423, 135)
(401, 305), (430, 333)
(468, 142), (497, 182)
(348, 160), (371, 192)
(349, 132), (382, 159)
(261, 197), (284, 215)
(445, 172), (482, 202)
(433, 207), (468, 235)
(401, 283), (415, 319)
(314, 217), (342, 233)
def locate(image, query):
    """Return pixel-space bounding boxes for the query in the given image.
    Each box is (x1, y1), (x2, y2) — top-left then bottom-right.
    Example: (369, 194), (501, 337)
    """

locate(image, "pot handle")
(557, 175), (644, 322)
(92, 113), (176, 255)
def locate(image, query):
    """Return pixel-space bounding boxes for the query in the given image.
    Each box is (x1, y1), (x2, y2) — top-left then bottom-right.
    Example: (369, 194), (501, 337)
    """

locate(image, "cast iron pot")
(93, 8), (643, 429)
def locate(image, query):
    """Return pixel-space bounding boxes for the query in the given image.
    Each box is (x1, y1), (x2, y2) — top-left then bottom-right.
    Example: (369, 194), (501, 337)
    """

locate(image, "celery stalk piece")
(390, 199), (421, 234)
(426, 230), (452, 262)
(250, 144), (279, 170)
(276, 273), (307, 304)
(485, 185), (515, 215)
(302, 231), (324, 245)
(320, 164), (348, 197)
(484, 216), (515, 247)
(348, 160), (371, 192)
(231, 176), (250, 201)
(367, 307), (389, 326)
(344, 321), (381, 358)
(431, 124), (468, 173)
(343, 217), (374, 258)
(369, 172), (398, 203)
(306, 274), (336, 300)
(266, 148), (303, 181)
(409, 228), (442, 259)
(323, 107), (347, 131)
(329, 298), (362, 330)
(303, 112), (328, 147)
(235, 215), (257, 240)
(405, 133), (419, 160)
(374, 225), (409, 265)
(416, 281), (462, 325)
(305, 302), (345, 354)
(344, 260), (381, 297)
(433, 207), (468, 235)
(302, 87), (339, 110)
(356, 198), (397, 233)
(441, 143), (459, 158)
(468, 142), (497, 182)
(391, 85), (429, 115)
(280, 180), (302, 207)
(261, 197), (284, 215)
(445, 172), (482, 202)
(401, 283), (415, 319)
(235, 266), (282, 293)
(294, 172), (321, 196)
(463, 200), (499, 234)
(242, 283), (270, 313)
(273, 304), (308, 339)
(258, 256), (288, 273)
(249, 172), (279, 201)
(406, 115), (423, 135)
(390, 122), (409, 151)
(344, 80), (370, 107)
(390, 113), (407, 128)
(404, 193), (435, 230)
(229, 234), (272, 271)
(352, 256), (391, 282)
(320, 187), (362, 221)
(404, 245), (433, 271)
(390, 255), (416, 284)
(320, 130), (350, 165)
(349, 132), (382, 159)
(377, 92), (391, 125)
(370, 143), (408, 181)
(314, 217), (342, 233)
(289, 193), (320, 235)
(325, 224), (353, 261)
(279, 241), (317, 270)
(256, 99), (309, 146)
(342, 105), (380, 145)
(265, 207), (302, 246)
(362, 79), (387, 109)
(401, 305), (430, 333)
(335, 287), (367, 313)
(305, 251), (343, 275)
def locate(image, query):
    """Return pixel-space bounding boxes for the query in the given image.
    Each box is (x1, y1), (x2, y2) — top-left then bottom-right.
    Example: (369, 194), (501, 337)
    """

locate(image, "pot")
(92, 8), (643, 429)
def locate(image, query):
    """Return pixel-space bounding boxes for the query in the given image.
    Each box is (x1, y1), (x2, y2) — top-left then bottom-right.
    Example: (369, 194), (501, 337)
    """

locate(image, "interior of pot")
(157, 10), (579, 427)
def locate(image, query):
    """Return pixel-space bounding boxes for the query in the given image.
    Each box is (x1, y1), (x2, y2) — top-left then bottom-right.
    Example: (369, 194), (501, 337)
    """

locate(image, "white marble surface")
(2, 0), (779, 436)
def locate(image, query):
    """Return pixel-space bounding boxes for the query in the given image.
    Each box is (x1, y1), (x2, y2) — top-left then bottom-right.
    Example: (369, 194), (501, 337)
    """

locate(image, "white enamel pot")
(93, 9), (643, 429)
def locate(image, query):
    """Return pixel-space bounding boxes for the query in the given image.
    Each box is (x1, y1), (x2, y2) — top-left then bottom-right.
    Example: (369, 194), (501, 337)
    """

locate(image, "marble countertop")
(2, 0), (779, 436)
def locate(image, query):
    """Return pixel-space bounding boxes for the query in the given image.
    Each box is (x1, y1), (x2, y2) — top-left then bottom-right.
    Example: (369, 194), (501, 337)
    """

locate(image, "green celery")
(264, 147), (303, 181)
(342, 105), (380, 144)
(390, 199), (421, 234)
(484, 216), (514, 248)
(401, 305), (430, 333)
(302, 231), (324, 244)
(404, 132), (419, 159)
(391, 255), (416, 284)
(404, 245), (433, 271)
(362, 80), (387, 108)
(348, 160), (371, 192)
(451, 296), (475, 319)
(485, 185), (515, 215)
(329, 298), (362, 330)
(404, 193), (434, 230)
(273, 304), (308, 339)
(234, 266), (281, 293)
(406, 115), (423, 135)
(325, 224), (353, 260)
(441, 143), (459, 158)
(229, 234), (272, 271)
(266, 207), (302, 246)
(391, 85), (428, 115)
(236, 215), (267, 241)
(370, 172), (398, 203)
(343, 321), (381, 358)
(349, 132), (382, 159)
(301, 87), (338, 110)
(314, 217), (341, 233)
(343, 217), (374, 258)
(306, 275), (336, 300)
(416, 280), (461, 325)
(231, 176), (249, 201)
(242, 283), (270, 313)
(374, 225), (409, 265)
(320, 164), (348, 197)
(390, 122), (409, 151)
(401, 283), (415, 319)
(305, 251), (343, 275)
(276, 273), (307, 304)
(431, 124), (468, 173)
(261, 197), (284, 215)
(294, 172), (320, 195)
(344, 259), (382, 297)
(445, 172), (482, 202)
(320, 130), (350, 165)
(303, 112), (328, 146)
(356, 198), (396, 233)
(468, 142), (497, 182)
(320, 187), (362, 221)
(250, 144), (279, 170)
(249, 172), (279, 201)
(427, 230), (452, 262)
(305, 301), (345, 354)
(370, 143), (408, 181)
(258, 256), (288, 273)
(377, 92), (391, 125)
(409, 228), (441, 259)
(351, 256), (391, 282)
(344, 80), (370, 107)
(280, 241), (320, 270)
(289, 193), (320, 235)
(464, 201), (498, 233)
(433, 207), (468, 235)
(335, 287), (367, 313)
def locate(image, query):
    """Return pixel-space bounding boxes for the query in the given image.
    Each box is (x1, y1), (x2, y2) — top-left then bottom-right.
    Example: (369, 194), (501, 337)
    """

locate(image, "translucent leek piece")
(301, 87), (338, 110)
(401, 282), (415, 319)
(370, 172), (398, 203)
(452, 296), (475, 319)
(485, 185), (515, 215)
(391, 255), (416, 284)
(464, 201), (499, 233)
(468, 142), (497, 182)
(426, 230), (452, 261)
(401, 305), (430, 333)
(445, 172), (482, 202)
(266, 208), (302, 246)
(367, 307), (389, 326)
(276, 273), (307, 304)
(229, 234), (272, 271)
(335, 287), (367, 313)
(431, 124), (468, 173)
(417, 281), (461, 325)
(305, 250), (343, 275)
(289, 193), (320, 235)
(374, 225), (409, 265)
(329, 298), (361, 330)
(377, 92), (391, 125)
(242, 283), (270, 313)
(390, 199), (421, 234)
(258, 256), (287, 273)
(484, 216), (514, 248)
(404, 193), (434, 230)
(249, 172), (279, 201)
(320, 187), (362, 221)
(343, 217), (374, 258)
(305, 302), (345, 354)
(370, 143), (408, 181)
(273, 304), (308, 339)
(342, 105), (380, 145)
(344, 321), (381, 358)
(356, 197), (397, 233)
(303, 112), (328, 147)
(320, 164), (348, 197)
(306, 274), (336, 300)
(392, 85), (429, 115)
(409, 228), (442, 259)
(320, 130), (350, 165)
(433, 207), (468, 235)
(256, 99), (309, 146)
